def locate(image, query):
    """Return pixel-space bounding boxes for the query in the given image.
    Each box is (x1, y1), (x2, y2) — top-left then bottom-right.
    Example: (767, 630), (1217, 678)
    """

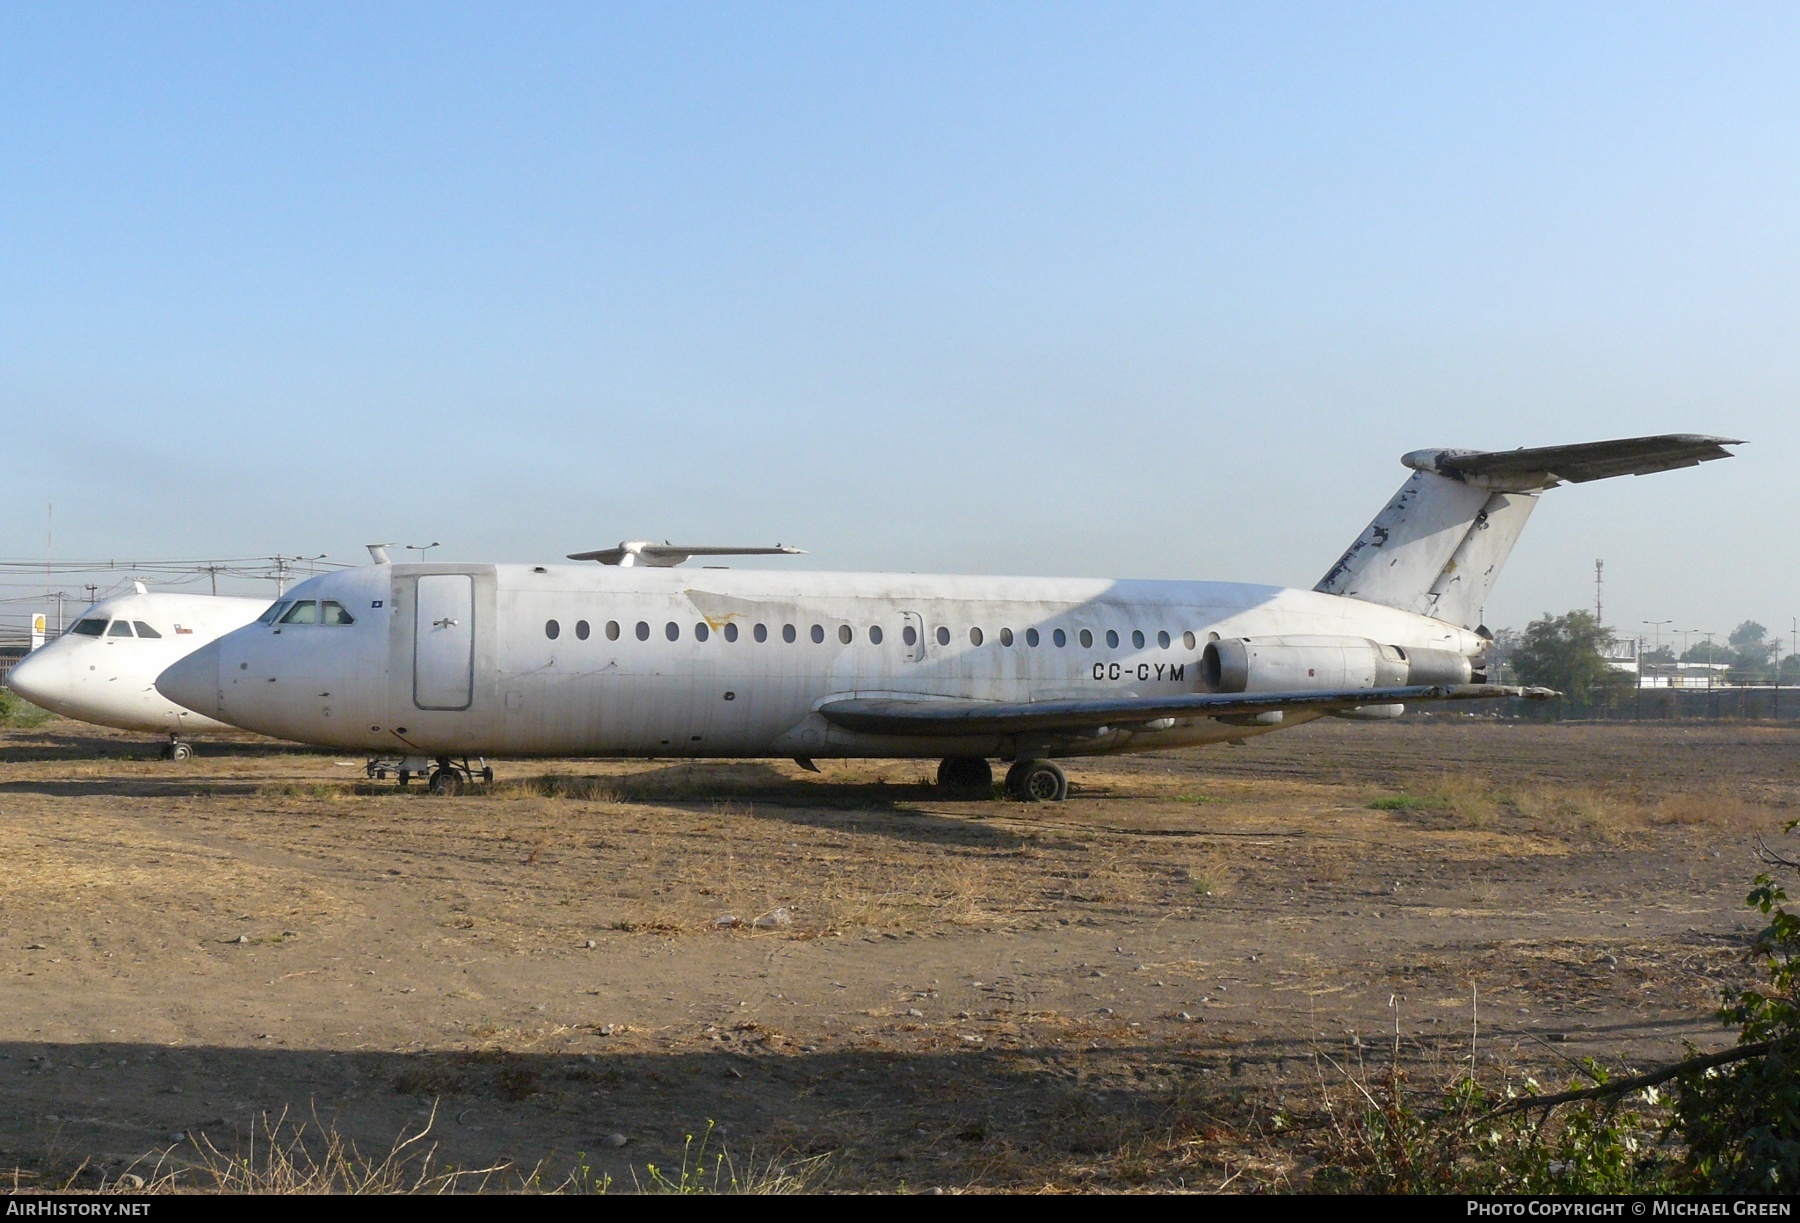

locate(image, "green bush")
(1312, 1065), (1670, 1194)
(1670, 824), (1800, 1191)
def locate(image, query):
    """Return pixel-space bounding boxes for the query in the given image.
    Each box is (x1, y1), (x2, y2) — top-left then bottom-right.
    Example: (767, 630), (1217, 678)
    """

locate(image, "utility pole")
(1594, 559), (1604, 624)
(1778, 616), (1792, 724)
(1774, 635), (1783, 721)
(269, 554), (326, 596)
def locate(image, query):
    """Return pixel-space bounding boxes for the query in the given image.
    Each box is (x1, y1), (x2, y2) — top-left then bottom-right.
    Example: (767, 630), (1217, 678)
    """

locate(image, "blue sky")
(2, 3), (1794, 640)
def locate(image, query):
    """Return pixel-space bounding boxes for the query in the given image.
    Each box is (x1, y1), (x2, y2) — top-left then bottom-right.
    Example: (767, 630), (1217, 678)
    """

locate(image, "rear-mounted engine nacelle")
(1202, 635), (1473, 693)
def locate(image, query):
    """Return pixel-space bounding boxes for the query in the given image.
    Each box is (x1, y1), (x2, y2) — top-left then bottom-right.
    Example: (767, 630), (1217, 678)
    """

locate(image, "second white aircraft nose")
(155, 641), (222, 717)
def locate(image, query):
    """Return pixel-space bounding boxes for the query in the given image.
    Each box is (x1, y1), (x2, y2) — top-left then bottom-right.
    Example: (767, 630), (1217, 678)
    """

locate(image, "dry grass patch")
(1650, 792), (1781, 830)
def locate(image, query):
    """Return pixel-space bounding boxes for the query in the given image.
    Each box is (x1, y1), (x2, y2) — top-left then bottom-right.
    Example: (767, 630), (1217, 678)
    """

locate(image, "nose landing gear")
(366, 754), (494, 793)
(162, 736), (194, 762)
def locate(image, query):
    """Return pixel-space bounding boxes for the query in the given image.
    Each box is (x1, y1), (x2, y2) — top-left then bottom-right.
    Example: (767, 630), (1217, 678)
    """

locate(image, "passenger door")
(414, 574), (474, 710)
(899, 611), (926, 663)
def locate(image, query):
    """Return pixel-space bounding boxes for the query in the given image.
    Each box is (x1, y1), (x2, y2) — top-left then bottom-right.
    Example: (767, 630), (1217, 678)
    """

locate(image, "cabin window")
(754, 623), (768, 643)
(969, 627), (983, 646)
(869, 625), (883, 645)
(1131, 629), (1145, 650)
(1026, 627), (1040, 647)
(575, 620), (590, 640)
(838, 624), (853, 645)
(1105, 629), (1119, 649)
(279, 601), (320, 625)
(321, 601), (355, 626)
(782, 624), (796, 643)
(666, 622), (680, 641)
(545, 619), (560, 640)
(1158, 630), (1171, 649)
(902, 625), (917, 647)
(999, 627), (1013, 647)
(1183, 630), (1197, 650)
(695, 622), (710, 642)
(256, 603), (288, 625)
(107, 620), (135, 637)
(1079, 628), (1093, 649)
(1053, 628), (1067, 648)
(935, 626), (950, 647)
(133, 621), (163, 639)
(724, 623), (739, 642)
(810, 624), (825, 644)
(636, 621), (650, 641)
(70, 618), (107, 636)
(606, 621), (620, 641)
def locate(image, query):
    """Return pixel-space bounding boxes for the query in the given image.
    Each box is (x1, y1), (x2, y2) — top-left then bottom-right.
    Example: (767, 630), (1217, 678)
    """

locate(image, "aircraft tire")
(937, 757), (993, 791)
(168, 741), (193, 762)
(1006, 759), (1067, 803)
(428, 768), (464, 796)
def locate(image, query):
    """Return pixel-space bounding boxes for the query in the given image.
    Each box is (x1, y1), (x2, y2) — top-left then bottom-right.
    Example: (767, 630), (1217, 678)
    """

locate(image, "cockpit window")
(133, 621), (163, 639)
(320, 600), (355, 626)
(107, 620), (135, 638)
(278, 601), (320, 625)
(70, 618), (107, 637)
(257, 601), (289, 625)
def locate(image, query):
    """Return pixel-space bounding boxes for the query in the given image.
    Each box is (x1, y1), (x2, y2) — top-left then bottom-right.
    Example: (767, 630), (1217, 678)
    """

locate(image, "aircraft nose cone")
(156, 641), (222, 717)
(4, 651), (57, 709)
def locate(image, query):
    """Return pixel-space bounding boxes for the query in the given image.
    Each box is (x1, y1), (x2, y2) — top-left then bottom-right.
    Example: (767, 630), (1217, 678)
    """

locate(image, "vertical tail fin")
(1315, 434), (1741, 630)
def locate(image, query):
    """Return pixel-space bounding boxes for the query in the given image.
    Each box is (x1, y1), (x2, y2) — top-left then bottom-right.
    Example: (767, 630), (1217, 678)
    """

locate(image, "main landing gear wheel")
(936, 757), (993, 792)
(428, 767), (464, 796)
(1005, 759), (1068, 803)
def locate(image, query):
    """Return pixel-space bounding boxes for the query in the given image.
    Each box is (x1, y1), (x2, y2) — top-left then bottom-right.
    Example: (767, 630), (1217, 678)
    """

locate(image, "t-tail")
(1315, 434), (1742, 631)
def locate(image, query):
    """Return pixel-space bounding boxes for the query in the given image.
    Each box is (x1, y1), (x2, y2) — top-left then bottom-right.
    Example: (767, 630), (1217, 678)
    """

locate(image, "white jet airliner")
(155, 435), (1738, 798)
(6, 589), (272, 756)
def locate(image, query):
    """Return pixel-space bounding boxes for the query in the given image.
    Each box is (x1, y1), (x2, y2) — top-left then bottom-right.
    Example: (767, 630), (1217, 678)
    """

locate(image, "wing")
(816, 684), (1555, 737)
(567, 541), (806, 567)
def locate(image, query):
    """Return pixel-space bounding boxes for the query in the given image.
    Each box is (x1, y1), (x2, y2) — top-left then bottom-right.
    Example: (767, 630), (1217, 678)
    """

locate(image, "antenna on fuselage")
(367, 543), (396, 565)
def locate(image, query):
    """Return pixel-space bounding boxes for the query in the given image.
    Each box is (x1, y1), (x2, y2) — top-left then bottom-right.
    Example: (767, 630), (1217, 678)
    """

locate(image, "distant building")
(1637, 660), (1733, 689)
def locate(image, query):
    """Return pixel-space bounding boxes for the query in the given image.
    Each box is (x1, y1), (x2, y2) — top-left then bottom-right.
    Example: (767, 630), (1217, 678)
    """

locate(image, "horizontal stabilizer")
(817, 684), (1552, 738)
(1402, 433), (1742, 491)
(568, 541), (806, 568)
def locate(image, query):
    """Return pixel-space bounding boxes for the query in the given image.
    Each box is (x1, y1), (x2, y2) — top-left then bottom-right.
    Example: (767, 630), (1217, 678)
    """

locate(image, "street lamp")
(407, 542), (441, 563)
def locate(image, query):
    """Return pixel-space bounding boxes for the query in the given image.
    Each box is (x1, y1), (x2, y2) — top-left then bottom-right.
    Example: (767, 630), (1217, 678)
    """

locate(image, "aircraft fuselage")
(160, 563), (1486, 760)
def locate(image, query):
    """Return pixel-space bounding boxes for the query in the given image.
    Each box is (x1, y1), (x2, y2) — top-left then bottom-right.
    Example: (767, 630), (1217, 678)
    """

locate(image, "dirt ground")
(0, 714), (1793, 1192)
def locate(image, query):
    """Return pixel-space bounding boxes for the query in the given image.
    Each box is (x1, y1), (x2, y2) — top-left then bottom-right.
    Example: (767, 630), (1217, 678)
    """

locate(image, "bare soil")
(0, 715), (1792, 1192)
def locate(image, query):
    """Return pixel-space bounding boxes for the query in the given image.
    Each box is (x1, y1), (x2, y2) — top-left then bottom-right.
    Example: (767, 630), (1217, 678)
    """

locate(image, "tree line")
(1493, 613), (1800, 697)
